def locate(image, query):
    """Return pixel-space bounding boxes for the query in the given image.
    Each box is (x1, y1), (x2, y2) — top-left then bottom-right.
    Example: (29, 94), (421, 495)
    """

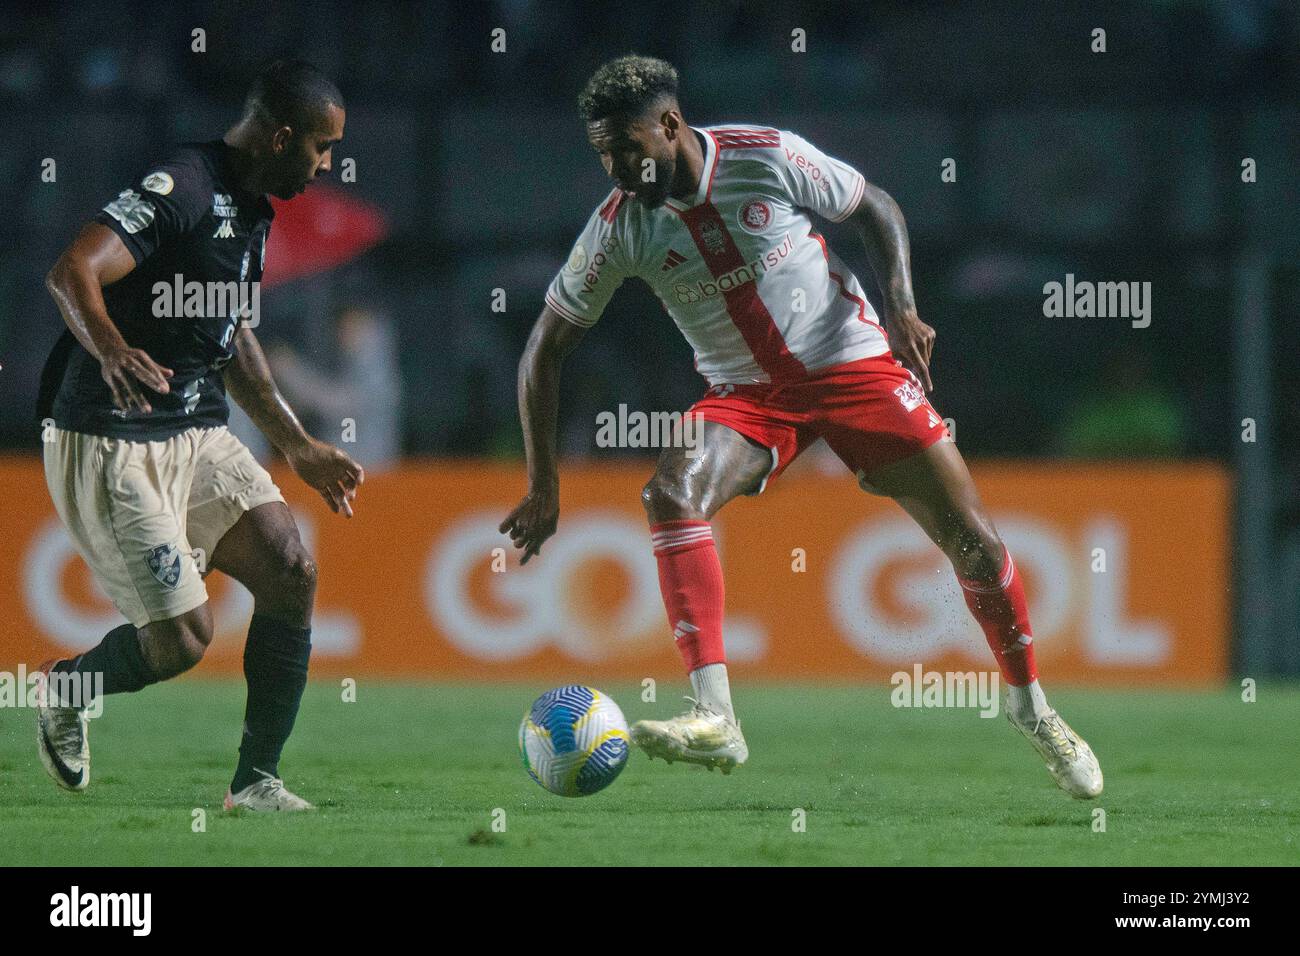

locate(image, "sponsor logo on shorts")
(737, 199), (773, 234)
(145, 544), (183, 590)
(894, 379), (925, 412)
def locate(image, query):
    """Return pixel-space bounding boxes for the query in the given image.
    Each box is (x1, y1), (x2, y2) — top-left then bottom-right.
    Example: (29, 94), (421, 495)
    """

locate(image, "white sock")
(689, 663), (735, 722)
(1007, 679), (1050, 721)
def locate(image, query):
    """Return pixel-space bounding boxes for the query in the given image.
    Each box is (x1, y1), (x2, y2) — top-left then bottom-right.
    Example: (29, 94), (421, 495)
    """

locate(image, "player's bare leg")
(632, 421), (773, 772)
(37, 603), (213, 792)
(863, 439), (1104, 798)
(209, 501), (317, 810)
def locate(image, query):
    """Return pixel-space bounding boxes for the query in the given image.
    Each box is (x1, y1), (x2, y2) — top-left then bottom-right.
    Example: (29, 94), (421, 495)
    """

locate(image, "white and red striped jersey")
(546, 125), (889, 385)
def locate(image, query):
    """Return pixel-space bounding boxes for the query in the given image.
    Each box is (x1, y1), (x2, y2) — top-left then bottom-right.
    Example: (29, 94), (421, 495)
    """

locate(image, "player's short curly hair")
(244, 59), (344, 133)
(578, 55), (679, 123)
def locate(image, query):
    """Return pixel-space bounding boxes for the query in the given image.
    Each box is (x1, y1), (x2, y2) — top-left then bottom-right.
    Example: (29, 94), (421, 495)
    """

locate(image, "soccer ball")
(519, 685), (631, 797)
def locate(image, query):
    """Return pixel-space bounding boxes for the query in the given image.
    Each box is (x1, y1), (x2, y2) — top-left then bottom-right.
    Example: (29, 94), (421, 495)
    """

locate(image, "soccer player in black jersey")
(35, 60), (363, 811)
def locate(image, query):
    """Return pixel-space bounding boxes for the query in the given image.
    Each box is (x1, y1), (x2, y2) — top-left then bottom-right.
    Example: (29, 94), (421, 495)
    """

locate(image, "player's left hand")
(888, 309), (935, 392)
(286, 437), (365, 518)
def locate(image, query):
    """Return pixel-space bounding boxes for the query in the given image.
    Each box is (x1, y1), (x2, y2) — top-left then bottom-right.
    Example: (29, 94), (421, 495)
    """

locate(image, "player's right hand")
(100, 346), (173, 414)
(887, 310), (936, 392)
(500, 487), (559, 565)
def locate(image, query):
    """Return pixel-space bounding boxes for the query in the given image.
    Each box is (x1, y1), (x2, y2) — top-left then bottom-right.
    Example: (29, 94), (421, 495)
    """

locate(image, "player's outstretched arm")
(45, 222), (174, 413)
(225, 324), (365, 517)
(849, 182), (937, 392)
(499, 303), (588, 564)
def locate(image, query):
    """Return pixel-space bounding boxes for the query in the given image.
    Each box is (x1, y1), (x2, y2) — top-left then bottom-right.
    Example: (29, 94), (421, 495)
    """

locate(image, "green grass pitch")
(1, 681), (1296, 866)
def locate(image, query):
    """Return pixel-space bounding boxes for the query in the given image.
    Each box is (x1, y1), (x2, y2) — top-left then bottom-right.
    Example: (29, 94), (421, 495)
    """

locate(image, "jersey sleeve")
(92, 158), (209, 264)
(544, 192), (634, 328)
(771, 131), (867, 223)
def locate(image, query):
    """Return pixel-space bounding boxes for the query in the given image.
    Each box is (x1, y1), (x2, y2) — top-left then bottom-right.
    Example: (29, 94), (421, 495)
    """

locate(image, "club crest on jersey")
(737, 199), (773, 234)
(894, 380), (925, 412)
(699, 219), (727, 255)
(145, 544), (183, 590)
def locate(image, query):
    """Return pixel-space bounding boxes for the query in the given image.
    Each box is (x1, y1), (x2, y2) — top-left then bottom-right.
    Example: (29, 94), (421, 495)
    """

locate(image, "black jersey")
(36, 140), (274, 441)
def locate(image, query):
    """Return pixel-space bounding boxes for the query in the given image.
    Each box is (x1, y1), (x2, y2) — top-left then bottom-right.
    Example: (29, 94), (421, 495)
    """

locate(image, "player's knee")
(278, 547), (318, 611)
(641, 475), (697, 521)
(143, 610), (212, 679)
(173, 631), (208, 673)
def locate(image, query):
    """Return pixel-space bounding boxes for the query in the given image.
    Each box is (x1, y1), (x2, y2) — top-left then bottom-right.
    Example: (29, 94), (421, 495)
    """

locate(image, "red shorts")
(688, 352), (950, 493)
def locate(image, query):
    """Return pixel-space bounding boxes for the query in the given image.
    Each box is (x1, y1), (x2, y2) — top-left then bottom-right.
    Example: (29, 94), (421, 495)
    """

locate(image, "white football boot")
(1006, 705), (1103, 799)
(224, 769), (315, 812)
(34, 660), (90, 792)
(631, 698), (748, 773)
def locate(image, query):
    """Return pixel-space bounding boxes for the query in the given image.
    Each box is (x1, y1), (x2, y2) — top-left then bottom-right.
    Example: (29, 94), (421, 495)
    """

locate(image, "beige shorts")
(44, 425), (285, 627)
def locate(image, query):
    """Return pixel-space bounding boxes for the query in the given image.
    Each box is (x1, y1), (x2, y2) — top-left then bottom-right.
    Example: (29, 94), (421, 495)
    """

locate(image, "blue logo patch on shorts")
(145, 544), (183, 590)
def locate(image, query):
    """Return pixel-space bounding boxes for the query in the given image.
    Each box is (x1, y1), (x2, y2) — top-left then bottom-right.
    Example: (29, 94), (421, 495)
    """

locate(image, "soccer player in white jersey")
(502, 55), (1103, 798)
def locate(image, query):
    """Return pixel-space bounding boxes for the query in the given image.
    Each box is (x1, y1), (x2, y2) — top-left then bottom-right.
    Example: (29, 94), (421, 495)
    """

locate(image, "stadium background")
(0, 0), (1296, 685)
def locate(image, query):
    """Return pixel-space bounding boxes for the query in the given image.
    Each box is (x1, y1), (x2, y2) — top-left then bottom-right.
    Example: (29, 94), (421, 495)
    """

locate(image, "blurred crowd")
(1, 0), (1297, 481)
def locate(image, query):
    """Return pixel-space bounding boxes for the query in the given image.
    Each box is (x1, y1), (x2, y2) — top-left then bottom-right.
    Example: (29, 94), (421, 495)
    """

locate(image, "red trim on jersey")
(545, 291), (590, 327)
(598, 188), (628, 223)
(809, 232), (887, 339)
(679, 201), (807, 383)
(702, 130), (721, 203)
(834, 172), (867, 222)
(711, 127), (781, 149)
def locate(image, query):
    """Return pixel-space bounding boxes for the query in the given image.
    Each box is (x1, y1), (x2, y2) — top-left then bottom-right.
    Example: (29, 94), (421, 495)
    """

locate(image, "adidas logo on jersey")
(212, 220), (235, 239)
(661, 249), (687, 272)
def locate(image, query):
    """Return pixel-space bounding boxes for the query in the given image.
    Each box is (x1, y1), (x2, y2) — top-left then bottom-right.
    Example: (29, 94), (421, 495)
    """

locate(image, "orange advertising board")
(0, 457), (1230, 685)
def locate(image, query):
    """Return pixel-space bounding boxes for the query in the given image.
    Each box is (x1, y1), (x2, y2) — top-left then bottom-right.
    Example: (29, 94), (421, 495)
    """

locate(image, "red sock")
(650, 520), (726, 671)
(957, 545), (1038, 686)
